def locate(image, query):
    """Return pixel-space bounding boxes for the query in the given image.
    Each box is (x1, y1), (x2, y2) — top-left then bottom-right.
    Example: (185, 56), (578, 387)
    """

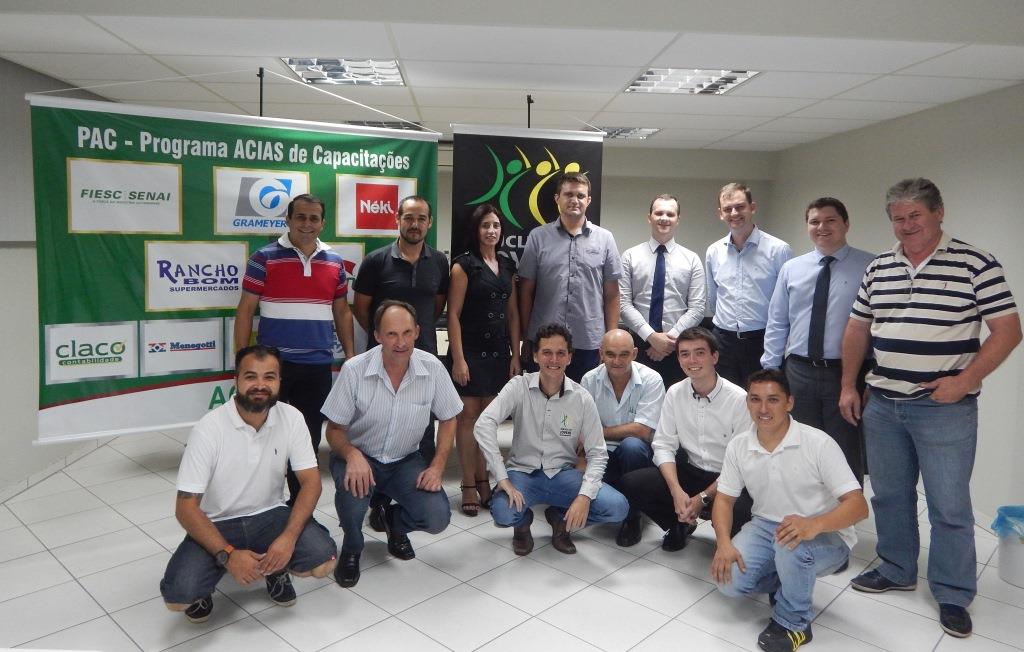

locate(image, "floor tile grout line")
(13, 613), (144, 652)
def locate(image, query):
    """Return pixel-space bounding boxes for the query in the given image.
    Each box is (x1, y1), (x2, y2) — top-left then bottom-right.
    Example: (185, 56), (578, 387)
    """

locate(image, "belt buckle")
(736, 330), (751, 340)
(811, 358), (829, 368)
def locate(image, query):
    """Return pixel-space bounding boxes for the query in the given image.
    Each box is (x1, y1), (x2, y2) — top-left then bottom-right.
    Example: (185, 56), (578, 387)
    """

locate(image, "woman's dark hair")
(466, 203), (506, 258)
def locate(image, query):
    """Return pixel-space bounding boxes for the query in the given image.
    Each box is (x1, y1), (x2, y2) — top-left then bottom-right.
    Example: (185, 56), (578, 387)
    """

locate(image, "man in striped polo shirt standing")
(839, 178), (1021, 638)
(236, 194), (355, 505)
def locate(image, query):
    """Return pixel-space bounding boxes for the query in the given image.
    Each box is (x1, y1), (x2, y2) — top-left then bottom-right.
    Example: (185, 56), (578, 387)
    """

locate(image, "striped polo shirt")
(242, 234), (348, 365)
(850, 232), (1017, 398)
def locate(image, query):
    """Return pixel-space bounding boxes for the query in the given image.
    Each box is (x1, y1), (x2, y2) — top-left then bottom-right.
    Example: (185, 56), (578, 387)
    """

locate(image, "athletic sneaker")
(266, 571), (297, 607)
(185, 595), (213, 623)
(758, 620), (812, 652)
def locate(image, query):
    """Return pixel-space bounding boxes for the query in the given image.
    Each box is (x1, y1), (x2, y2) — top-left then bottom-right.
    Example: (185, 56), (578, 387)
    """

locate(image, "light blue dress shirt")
(761, 244), (876, 368)
(580, 361), (665, 450)
(706, 227), (793, 332)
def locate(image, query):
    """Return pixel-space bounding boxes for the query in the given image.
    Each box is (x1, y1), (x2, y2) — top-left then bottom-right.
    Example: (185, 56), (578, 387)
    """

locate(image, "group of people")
(159, 174), (1020, 651)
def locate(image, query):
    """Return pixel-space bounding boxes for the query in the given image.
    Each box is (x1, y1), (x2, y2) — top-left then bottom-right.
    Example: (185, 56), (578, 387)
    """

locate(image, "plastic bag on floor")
(992, 505), (1024, 538)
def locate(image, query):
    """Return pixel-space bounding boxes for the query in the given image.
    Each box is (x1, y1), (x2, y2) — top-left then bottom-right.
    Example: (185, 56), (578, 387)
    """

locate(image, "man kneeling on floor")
(712, 369), (867, 651)
(475, 323), (629, 556)
(160, 345), (337, 623)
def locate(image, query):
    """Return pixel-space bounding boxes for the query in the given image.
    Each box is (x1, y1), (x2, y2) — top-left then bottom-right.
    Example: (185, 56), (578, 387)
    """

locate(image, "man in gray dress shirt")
(475, 323), (630, 556)
(761, 197), (874, 482)
(620, 193), (706, 387)
(322, 300), (463, 587)
(518, 172), (622, 382)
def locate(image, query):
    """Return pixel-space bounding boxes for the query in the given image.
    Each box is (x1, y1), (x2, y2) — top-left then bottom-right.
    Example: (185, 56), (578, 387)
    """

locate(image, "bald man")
(581, 329), (665, 546)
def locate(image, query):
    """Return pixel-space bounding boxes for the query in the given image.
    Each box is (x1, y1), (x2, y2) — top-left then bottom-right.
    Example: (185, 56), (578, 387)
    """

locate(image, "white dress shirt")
(620, 238), (707, 341)
(651, 375), (752, 472)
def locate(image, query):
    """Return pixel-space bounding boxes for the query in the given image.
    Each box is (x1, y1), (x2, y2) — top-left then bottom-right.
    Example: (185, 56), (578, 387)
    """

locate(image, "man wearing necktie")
(761, 197), (874, 482)
(620, 194), (706, 387)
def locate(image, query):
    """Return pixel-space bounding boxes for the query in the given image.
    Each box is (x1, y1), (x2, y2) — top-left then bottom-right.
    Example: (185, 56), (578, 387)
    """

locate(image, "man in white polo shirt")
(712, 368), (867, 652)
(160, 345), (337, 624)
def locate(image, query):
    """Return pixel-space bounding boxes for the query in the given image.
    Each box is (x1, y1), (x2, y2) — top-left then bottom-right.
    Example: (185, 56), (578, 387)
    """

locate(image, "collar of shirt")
(363, 347), (428, 389)
(814, 244), (851, 263)
(527, 371), (571, 398)
(746, 417), (802, 454)
(556, 217), (591, 237)
(225, 397), (279, 435)
(388, 241), (433, 261)
(646, 237), (677, 254)
(723, 225), (763, 251)
(596, 361), (645, 394)
(277, 233), (330, 256)
(891, 230), (951, 264)
(691, 374), (726, 403)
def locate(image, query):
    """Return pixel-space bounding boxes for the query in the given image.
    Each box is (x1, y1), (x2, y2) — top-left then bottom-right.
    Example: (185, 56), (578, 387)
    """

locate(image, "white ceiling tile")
(653, 33), (961, 73)
(85, 80), (227, 103)
(2, 52), (177, 82)
(897, 44), (1024, 79)
(606, 138), (715, 150)
(718, 131), (820, 144)
(91, 16), (395, 57)
(836, 75), (1016, 103)
(602, 92), (817, 116)
(239, 103), (421, 125)
(728, 71), (880, 98)
(0, 14), (137, 53)
(592, 111), (771, 130)
(132, 101), (250, 115)
(403, 60), (637, 92)
(152, 56), (296, 84)
(753, 116), (875, 133)
(202, 81), (414, 106)
(705, 141), (793, 151)
(419, 106), (579, 127)
(412, 88), (613, 111)
(650, 128), (738, 140)
(790, 99), (935, 120)
(392, 23), (676, 67)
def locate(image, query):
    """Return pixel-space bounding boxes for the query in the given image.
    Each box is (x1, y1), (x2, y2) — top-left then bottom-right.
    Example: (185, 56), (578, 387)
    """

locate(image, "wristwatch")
(214, 544), (235, 567)
(699, 491), (711, 506)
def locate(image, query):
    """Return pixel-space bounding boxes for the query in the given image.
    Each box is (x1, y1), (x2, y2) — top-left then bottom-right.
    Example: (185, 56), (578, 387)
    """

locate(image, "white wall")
(766, 83), (1024, 518)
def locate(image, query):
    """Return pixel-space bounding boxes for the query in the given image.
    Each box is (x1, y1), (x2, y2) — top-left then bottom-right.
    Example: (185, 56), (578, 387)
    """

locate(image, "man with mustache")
(161, 345), (337, 623)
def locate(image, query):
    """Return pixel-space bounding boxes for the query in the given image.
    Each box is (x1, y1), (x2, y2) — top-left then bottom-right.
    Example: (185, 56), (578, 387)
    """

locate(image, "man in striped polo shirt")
(236, 194), (355, 505)
(839, 178), (1021, 638)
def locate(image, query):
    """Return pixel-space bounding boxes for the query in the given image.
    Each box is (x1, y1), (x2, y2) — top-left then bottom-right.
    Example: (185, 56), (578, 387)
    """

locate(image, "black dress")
(450, 252), (516, 397)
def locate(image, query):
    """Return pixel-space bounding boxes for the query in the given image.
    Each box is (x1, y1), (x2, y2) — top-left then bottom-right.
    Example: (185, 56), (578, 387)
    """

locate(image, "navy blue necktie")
(649, 244), (667, 332)
(808, 255), (835, 361)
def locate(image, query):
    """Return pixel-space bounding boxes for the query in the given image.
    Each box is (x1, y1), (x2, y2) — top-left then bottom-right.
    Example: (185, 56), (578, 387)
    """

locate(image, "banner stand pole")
(258, 67), (265, 117)
(526, 94), (533, 128)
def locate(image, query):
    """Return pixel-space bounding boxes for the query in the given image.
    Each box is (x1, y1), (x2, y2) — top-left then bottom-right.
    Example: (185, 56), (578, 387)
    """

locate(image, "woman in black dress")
(447, 203), (521, 515)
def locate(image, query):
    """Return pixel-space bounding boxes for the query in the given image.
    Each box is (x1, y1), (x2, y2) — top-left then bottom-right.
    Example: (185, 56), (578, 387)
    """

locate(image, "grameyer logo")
(146, 242), (247, 311)
(214, 167), (309, 234)
(336, 174), (417, 237)
(45, 322), (138, 385)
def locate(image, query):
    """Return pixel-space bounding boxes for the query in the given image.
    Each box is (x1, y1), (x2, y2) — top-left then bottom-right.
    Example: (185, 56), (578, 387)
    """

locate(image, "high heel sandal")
(475, 479), (493, 509)
(460, 484), (480, 516)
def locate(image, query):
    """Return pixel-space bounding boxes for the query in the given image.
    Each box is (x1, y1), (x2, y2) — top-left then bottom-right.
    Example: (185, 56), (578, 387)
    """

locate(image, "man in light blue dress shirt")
(761, 197), (874, 482)
(706, 183), (792, 387)
(580, 329), (665, 546)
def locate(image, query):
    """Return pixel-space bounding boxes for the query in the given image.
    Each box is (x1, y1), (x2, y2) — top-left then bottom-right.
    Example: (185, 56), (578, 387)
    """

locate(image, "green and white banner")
(29, 95), (438, 443)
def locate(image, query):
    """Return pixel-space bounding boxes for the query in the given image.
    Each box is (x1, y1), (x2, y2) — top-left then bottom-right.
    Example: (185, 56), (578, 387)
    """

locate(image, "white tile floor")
(2, 427), (1022, 652)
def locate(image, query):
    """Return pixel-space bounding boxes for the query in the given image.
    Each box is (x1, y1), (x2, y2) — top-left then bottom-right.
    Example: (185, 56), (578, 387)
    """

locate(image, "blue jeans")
(718, 516), (849, 631)
(490, 468), (629, 528)
(160, 506), (336, 605)
(330, 452), (451, 554)
(862, 393), (978, 606)
(604, 437), (654, 489)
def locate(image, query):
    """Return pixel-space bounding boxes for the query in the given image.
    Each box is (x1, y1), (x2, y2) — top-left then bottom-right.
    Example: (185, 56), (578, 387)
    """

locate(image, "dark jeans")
(712, 327), (764, 389)
(619, 452), (752, 537)
(330, 452), (451, 554)
(604, 437), (655, 488)
(160, 506), (336, 605)
(784, 356), (865, 483)
(280, 360), (333, 504)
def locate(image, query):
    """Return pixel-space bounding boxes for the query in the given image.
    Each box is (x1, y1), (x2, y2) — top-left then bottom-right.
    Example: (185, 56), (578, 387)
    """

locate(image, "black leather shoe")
(615, 512), (642, 547)
(939, 603), (972, 638)
(849, 569), (916, 593)
(384, 504), (415, 560)
(662, 522), (696, 552)
(545, 506), (576, 554)
(512, 509), (534, 556)
(334, 552), (360, 588)
(368, 495), (387, 532)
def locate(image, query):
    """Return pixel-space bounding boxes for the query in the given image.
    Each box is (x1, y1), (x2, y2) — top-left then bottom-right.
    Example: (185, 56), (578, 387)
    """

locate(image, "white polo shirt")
(177, 398), (316, 522)
(717, 418), (860, 549)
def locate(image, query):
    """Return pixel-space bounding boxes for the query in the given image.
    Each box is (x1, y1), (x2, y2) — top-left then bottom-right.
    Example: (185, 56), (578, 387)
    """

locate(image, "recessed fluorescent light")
(281, 58), (405, 86)
(598, 127), (661, 140)
(626, 69), (758, 95)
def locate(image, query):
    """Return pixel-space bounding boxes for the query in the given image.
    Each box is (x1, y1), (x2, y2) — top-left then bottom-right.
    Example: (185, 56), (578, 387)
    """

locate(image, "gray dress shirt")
(474, 372), (608, 499)
(620, 238), (707, 340)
